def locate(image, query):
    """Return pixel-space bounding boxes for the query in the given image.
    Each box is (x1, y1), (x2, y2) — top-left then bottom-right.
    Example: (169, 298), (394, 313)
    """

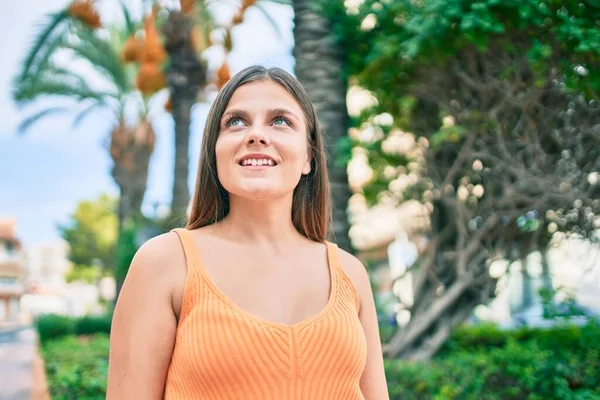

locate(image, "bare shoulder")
(123, 231), (186, 296)
(335, 247), (372, 305)
(108, 232), (184, 398)
(135, 231), (184, 264)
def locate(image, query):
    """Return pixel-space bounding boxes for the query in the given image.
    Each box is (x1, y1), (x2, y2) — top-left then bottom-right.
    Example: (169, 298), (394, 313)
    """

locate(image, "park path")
(0, 323), (49, 400)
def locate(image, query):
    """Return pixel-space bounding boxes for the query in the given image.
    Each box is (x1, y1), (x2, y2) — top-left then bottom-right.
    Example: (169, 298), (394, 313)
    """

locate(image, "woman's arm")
(339, 251), (390, 400)
(106, 233), (185, 399)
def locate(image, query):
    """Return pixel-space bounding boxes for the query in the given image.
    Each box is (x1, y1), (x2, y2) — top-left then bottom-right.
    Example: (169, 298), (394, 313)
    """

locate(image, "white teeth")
(241, 158), (276, 166)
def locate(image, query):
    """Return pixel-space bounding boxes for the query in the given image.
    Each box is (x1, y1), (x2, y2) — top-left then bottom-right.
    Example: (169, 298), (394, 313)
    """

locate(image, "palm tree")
(291, 0), (353, 252)
(160, 0), (290, 222)
(161, 0), (211, 222)
(13, 1), (159, 227)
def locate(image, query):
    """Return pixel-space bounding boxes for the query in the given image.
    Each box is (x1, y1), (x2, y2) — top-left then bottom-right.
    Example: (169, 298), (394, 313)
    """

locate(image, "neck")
(217, 193), (303, 245)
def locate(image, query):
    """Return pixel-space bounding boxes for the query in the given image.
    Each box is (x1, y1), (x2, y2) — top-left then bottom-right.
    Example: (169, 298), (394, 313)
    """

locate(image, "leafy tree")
(325, 0), (600, 359)
(58, 194), (118, 282)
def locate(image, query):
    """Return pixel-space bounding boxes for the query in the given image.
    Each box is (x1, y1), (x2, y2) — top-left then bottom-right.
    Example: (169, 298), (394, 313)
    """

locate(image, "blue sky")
(0, 0), (294, 246)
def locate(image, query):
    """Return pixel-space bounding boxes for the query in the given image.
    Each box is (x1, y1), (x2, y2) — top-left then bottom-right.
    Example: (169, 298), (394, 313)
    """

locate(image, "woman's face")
(215, 80), (311, 201)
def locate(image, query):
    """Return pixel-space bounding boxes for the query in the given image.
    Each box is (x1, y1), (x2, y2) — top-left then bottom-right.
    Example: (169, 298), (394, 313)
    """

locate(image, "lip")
(237, 153), (278, 167)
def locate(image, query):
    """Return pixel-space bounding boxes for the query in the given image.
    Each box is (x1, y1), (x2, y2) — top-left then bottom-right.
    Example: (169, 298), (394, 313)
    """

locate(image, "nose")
(245, 129), (270, 146)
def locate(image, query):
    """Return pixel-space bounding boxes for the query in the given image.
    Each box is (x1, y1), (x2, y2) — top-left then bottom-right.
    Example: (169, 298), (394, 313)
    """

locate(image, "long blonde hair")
(186, 66), (331, 242)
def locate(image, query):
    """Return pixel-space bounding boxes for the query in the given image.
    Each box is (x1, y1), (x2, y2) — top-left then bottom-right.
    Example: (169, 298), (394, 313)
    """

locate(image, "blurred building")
(21, 239), (72, 317)
(26, 239), (70, 293)
(0, 218), (27, 321)
(23, 239), (112, 317)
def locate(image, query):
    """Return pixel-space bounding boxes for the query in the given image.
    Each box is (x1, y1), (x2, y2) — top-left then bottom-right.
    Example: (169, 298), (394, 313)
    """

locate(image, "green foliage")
(17, 9), (70, 81)
(74, 315), (112, 336)
(58, 194), (118, 278)
(65, 265), (102, 284)
(115, 217), (141, 284)
(35, 314), (112, 343)
(37, 322), (600, 399)
(13, 1), (143, 132)
(41, 334), (109, 400)
(65, 26), (130, 94)
(330, 0), (600, 95)
(430, 124), (468, 150)
(386, 323), (600, 399)
(35, 315), (76, 343)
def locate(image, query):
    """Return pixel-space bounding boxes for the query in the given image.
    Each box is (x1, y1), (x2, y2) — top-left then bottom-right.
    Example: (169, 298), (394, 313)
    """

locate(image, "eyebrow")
(221, 109), (250, 122)
(266, 108), (302, 124)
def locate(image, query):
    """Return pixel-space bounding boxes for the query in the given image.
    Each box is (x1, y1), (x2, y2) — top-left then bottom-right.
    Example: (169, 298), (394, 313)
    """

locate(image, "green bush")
(35, 313), (112, 343)
(35, 315), (76, 343)
(387, 323), (600, 400)
(41, 334), (109, 400)
(37, 321), (599, 399)
(75, 315), (112, 336)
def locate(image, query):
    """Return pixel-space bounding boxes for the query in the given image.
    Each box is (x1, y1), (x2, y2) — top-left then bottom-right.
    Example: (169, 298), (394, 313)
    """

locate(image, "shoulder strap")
(325, 241), (340, 292)
(325, 241), (361, 312)
(325, 241), (341, 272)
(171, 228), (202, 270)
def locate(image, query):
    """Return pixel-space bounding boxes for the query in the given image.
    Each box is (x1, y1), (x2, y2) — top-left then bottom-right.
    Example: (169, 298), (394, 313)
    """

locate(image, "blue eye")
(273, 116), (291, 126)
(226, 117), (245, 127)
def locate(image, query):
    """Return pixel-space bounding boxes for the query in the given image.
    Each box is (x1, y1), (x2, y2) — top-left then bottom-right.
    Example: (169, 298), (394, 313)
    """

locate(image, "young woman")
(107, 65), (389, 399)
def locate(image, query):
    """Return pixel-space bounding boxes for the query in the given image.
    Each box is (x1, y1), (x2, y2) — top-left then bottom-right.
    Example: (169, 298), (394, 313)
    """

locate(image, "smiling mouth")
(239, 158), (277, 167)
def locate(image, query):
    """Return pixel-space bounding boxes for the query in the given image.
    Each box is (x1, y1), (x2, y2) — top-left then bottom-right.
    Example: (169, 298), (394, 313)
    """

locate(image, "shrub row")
(388, 322), (600, 400)
(38, 318), (600, 399)
(41, 334), (109, 400)
(35, 314), (112, 343)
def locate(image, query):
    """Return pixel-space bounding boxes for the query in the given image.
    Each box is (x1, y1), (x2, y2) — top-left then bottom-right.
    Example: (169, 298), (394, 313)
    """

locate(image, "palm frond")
(253, 3), (284, 38)
(17, 77), (117, 103)
(64, 26), (130, 94)
(19, 10), (70, 81)
(17, 106), (71, 134)
(14, 64), (99, 103)
(73, 101), (109, 127)
(120, 0), (137, 36)
(260, 0), (292, 6)
(195, 0), (218, 41)
(32, 34), (68, 74)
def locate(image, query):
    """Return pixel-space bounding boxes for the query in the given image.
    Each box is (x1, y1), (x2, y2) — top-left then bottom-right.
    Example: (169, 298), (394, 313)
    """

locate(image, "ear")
(302, 153), (312, 175)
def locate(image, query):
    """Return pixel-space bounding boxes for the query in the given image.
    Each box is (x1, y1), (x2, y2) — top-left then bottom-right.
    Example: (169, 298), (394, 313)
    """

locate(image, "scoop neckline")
(186, 233), (339, 331)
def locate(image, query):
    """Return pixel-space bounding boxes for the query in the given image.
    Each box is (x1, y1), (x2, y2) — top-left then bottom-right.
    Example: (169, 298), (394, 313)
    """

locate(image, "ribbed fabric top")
(164, 228), (367, 400)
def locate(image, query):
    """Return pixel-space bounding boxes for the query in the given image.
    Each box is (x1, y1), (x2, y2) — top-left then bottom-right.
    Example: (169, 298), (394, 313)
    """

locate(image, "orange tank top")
(164, 228), (368, 400)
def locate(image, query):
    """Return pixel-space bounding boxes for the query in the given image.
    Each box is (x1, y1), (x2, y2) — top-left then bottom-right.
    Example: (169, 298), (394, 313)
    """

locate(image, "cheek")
(281, 135), (310, 164)
(214, 137), (234, 181)
(215, 135), (233, 164)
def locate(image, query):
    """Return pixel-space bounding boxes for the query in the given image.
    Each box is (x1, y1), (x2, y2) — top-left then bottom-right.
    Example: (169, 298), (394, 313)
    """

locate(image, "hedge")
(38, 321), (600, 399)
(41, 334), (109, 400)
(387, 322), (600, 399)
(35, 314), (112, 343)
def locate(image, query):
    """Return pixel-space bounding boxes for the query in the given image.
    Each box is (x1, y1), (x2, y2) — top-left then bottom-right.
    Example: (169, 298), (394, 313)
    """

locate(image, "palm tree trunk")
(292, 0), (353, 253)
(171, 95), (193, 221)
(110, 120), (155, 298)
(110, 121), (155, 223)
(163, 11), (207, 223)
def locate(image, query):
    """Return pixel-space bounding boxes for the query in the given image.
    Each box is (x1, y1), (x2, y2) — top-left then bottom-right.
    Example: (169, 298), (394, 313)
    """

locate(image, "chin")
(229, 183), (280, 201)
